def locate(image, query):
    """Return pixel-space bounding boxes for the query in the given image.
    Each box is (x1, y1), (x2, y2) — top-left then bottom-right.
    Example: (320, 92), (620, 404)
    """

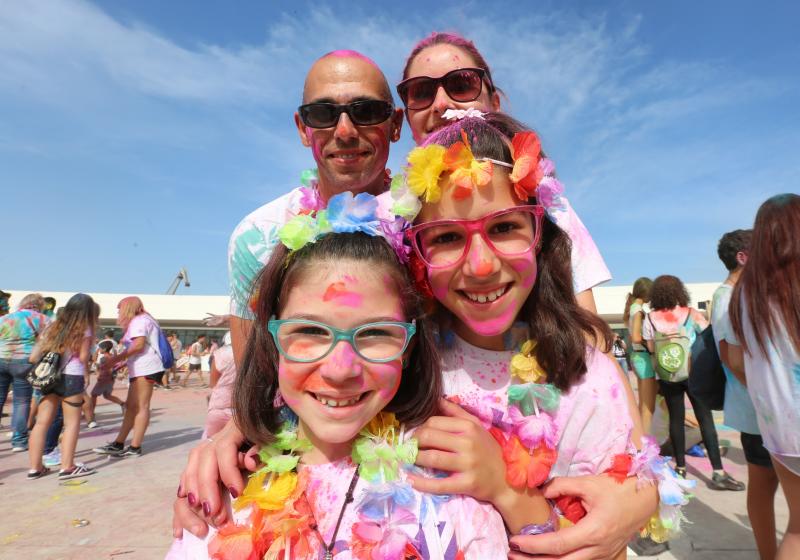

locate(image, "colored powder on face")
(474, 260), (494, 277)
(322, 282), (363, 308)
(319, 344), (363, 379)
(464, 304), (518, 337)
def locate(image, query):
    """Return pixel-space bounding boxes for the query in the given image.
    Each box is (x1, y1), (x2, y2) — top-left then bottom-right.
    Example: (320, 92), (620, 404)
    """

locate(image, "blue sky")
(2, 0), (799, 296)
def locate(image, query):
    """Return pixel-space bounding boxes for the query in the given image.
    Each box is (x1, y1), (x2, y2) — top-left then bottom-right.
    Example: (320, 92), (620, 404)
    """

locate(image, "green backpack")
(648, 311), (694, 382)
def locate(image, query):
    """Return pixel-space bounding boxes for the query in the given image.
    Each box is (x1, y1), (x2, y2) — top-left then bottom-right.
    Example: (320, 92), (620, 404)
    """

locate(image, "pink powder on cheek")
(366, 362), (402, 400)
(509, 254), (537, 289)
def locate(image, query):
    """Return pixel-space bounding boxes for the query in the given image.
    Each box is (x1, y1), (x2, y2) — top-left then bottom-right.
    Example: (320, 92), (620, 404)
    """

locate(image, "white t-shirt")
(122, 314), (163, 377)
(729, 294), (800, 459)
(627, 301), (649, 352)
(227, 174), (611, 320)
(64, 328), (93, 377)
(189, 341), (204, 365)
(711, 283), (759, 434)
(440, 335), (634, 479)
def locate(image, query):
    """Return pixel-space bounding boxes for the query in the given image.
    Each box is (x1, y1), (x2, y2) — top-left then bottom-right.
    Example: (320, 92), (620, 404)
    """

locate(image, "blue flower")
(326, 192), (381, 236)
(357, 480), (415, 520)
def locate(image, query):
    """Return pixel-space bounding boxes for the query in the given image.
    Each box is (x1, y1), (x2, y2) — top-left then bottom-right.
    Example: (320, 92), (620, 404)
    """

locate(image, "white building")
(5, 283), (720, 344)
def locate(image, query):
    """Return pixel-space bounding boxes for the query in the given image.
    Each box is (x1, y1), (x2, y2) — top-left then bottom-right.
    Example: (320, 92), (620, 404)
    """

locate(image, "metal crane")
(166, 268), (190, 295)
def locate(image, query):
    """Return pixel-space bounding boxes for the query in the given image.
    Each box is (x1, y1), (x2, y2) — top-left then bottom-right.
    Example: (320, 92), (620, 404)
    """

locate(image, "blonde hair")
(18, 293), (45, 312)
(117, 296), (146, 329)
(39, 293), (99, 354)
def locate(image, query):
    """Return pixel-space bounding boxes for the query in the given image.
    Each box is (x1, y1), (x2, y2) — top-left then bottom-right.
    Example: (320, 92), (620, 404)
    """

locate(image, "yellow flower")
(234, 470), (298, 512)
(641, 514), (670, 543)
(406, 145), (446, 203)
(361, 412), (401, 444)
(510, 339), (546, 383)
(443, 131), (494, 200)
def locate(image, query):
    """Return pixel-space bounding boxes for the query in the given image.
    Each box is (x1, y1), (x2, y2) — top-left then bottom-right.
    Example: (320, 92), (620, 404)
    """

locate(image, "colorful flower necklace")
(487, 340), (561, 490)
(209, 410), (421, 560)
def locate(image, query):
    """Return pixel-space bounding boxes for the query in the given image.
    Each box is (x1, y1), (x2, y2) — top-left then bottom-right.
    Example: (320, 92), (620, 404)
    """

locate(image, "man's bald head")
(302, 50), (393, 104)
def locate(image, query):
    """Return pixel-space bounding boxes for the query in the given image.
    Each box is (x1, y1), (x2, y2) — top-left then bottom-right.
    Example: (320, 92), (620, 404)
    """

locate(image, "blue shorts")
(42, 375), (85, 398)
(630, 351), (656, 380)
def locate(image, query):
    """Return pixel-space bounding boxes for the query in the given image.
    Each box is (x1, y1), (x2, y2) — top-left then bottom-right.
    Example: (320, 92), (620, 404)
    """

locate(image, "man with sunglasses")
(227, 50), (403, 364)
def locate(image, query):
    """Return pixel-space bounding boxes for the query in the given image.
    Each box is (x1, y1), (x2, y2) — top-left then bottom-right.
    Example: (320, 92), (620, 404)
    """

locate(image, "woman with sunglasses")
(397, 32), (609, 316)
(397, 34), (664, 559)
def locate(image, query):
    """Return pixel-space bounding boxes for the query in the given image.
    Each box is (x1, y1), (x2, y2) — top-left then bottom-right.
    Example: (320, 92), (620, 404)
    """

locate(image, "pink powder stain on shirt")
(322, 282), (363, 308)
(610, 383), (621, 400)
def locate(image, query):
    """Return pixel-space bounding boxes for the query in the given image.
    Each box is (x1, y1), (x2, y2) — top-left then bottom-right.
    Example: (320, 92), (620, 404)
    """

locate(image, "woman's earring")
(402, 358), (408, 369)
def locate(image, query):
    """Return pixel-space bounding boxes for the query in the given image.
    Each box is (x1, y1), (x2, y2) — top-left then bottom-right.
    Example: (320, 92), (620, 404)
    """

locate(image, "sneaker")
(58, 464), (96, 480)
(629, 535), (670, 556)
(111, 445), (142, 458)
(11, 445), (28, 452)
(43, 449), (62, 467)
(87, 421), (98, 429)
(709, 472), (746, 491)
(686, 444), (706, 457)
(27, 467), (52, 480)
(93, 441), (124, 454)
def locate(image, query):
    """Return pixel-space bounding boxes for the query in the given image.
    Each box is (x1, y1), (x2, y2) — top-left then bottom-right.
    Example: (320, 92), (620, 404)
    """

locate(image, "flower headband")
(390, 110), (565, 221)
(278, 191), (411, 263)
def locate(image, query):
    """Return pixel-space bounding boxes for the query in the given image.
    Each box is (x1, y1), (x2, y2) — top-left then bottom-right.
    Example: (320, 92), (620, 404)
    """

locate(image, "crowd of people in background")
(0, 292), (228, 480)
(619, 193), (800, 558)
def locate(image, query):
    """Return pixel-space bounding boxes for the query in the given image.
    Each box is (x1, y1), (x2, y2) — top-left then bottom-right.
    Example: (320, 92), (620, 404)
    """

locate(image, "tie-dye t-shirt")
(441, 335), (635, 478)
(0, 309), (49, 360)
(227, 172), (610, 319)
(728, 293), (800, 463)
(167, 457), (509, 560)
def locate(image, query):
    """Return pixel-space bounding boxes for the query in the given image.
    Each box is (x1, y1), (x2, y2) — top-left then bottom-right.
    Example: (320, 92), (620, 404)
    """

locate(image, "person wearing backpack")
(713, 229), (779, 559)
(643, 275), (744, 490)
(27, 293), (99, 480)
(93, 296), (164, 458)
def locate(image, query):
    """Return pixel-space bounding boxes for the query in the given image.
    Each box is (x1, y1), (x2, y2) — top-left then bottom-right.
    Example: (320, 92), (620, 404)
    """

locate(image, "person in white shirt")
(94, 297), (165, 458)
(729, 194), (800, 559)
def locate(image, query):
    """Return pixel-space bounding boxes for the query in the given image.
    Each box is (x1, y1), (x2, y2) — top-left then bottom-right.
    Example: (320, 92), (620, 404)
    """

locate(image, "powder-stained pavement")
(0, 378), (790, 560)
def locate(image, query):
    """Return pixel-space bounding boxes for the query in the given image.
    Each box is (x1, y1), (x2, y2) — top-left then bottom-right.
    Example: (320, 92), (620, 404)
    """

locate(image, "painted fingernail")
(187, 492), (197, 506)
(509, 542), (520, 551)
(202, 501), (211, 516)
(229, 486), (239, 499)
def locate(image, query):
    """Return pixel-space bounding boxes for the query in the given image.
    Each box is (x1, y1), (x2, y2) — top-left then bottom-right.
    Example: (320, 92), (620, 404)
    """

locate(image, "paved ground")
(0, 378), (790, 560)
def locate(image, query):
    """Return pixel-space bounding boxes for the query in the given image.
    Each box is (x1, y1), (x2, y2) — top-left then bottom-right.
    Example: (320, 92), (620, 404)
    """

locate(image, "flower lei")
(389, 110), (565, 222)
(209, 411), (422, 560)
(279, 190), (411, 263)
(495, 342), (694, 538)
(489, 340), (560, 490)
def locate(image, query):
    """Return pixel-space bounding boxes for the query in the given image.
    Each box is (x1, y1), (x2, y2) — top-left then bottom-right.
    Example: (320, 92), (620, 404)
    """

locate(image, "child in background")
(88, 340), (125, 418)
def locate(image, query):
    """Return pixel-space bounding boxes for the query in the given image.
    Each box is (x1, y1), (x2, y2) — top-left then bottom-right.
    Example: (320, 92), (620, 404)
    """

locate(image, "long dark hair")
(730, 194), (800, 356)
(420, 114), (612, 392)
(39, 293), (99, 354)
(234, 233), (442, 446)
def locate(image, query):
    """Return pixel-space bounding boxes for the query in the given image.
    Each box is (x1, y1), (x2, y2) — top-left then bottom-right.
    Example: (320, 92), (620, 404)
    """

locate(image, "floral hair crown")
(390, 109), (564, 221)
(278, 190), (411, 263)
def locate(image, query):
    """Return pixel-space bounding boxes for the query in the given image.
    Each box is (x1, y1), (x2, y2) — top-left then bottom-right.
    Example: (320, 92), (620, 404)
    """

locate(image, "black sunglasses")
(297, 99), (394, 129)
(396, 67), (493, 111)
